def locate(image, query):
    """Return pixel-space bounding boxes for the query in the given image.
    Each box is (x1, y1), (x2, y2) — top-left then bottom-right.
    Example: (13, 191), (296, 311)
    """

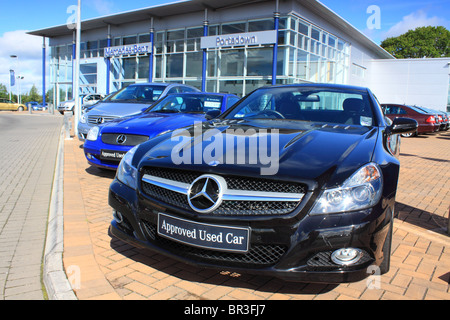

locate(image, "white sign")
(104, 42), (152, 58)
(201, 30), (277, 49)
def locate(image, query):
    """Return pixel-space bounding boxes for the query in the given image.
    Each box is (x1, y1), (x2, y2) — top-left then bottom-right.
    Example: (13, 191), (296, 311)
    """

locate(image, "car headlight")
(80, 114), (87, 123)
(116, 145), (139, 190)
(86, 126), (99, 141)
(310, 163), (383, 215)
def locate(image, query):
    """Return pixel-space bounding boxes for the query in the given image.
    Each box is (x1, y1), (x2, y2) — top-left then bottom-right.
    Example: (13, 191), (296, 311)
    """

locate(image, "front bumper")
(77, 122), (93, 141)
(83, 139), (132, 170)
(108, 178), (393, 283)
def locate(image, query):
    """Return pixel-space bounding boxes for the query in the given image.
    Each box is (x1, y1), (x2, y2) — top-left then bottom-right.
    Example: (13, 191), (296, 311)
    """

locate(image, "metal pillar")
(106, 25), (111, 95)
(74, 0), (81, 138)
(149, 17), (154, 83)
(202, 9), (209, 92)
(42, 38), (46, 113)
(272, 0), (280, 86)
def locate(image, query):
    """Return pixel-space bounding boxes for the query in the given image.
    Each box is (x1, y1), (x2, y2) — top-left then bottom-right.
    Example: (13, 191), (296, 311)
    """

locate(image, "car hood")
(101, 112), (208, 138)
(136, 119), (380, 189)
(86, 101), (152, 117)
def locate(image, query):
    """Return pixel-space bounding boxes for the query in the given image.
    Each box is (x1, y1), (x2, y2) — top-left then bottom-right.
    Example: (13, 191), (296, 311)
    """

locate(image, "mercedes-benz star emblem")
(188, 175), (226, 213)
(96, 117), (104, 125)
(116, 134), (127, 145)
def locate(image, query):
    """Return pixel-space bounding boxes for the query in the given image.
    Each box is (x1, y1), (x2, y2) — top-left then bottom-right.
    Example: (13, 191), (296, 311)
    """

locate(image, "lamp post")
(17, 76), (24, 105)
(74, 0), (81, 138)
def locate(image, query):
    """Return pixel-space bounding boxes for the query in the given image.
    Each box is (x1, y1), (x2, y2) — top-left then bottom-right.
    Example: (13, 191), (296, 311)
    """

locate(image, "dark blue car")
(84, 92), (240, 170)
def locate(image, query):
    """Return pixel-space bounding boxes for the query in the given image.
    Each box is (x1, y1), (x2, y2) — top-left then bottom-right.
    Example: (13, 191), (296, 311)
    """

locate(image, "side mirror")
(388, 117), (418, 135)
(205, 109), (221, 120)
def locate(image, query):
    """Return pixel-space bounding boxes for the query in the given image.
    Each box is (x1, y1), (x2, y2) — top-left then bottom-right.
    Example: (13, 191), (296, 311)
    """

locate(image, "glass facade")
(49, 13), (350, 103)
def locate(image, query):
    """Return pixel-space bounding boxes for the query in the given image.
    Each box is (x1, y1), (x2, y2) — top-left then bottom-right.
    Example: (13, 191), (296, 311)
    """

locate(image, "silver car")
(57, 94), (104, 115)
(77, 83), (200, 141)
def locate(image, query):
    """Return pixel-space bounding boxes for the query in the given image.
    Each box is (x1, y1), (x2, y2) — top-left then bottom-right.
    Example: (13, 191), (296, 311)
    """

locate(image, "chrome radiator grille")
(101, 133), (149, 146)
(141, 167), (306, 216)
(87, 115), (118, 125)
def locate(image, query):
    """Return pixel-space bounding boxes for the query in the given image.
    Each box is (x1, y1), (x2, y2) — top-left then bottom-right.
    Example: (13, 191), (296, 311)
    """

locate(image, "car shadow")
(85, 165), (116, 179)
(394, 202), (449, 235)
(107, 232), (339, 296)
(399, 153), (449, 163)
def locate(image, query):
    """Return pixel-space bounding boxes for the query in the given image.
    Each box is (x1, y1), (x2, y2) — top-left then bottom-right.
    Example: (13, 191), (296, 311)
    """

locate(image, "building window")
(220, 49), (245, 77)
(222, 22), (246, 35)
(167, 29), (184, 53)
(123, 58), (137, 79)
(139, 34), (150, 43)
(99, 39), (108, 57)
(166, 54), (184, 78)
(247, 48), (273, 76)
(138, 56), (149, 80)
(123, 36), (137, 45)
(298, 22), (309, 36)
(186, 52), (203, 78)
(351, 63), (366, 78)
(80, 63), (97, 93)
(248, 19), (273, 32)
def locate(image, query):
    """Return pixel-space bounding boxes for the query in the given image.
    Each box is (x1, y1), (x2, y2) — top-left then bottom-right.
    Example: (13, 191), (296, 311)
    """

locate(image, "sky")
(0, 0), (449, 95)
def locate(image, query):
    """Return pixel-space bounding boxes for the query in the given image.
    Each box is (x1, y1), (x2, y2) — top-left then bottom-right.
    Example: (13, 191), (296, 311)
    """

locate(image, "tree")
(0, 84), (8, 99)
(380, 26), (450, 59)
(28, 84), (41, 102)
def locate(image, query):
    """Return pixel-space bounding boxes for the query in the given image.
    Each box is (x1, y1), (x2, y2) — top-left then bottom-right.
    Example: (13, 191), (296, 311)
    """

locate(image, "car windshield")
(224, 86), (374, 126)
(147, 94), (224, 114)
(109, 85), (166, 103)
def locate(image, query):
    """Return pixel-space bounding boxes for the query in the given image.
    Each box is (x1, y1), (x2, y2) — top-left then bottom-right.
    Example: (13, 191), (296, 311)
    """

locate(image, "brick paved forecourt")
(0, 112), (63, 300)
(59, 125), (450, 300)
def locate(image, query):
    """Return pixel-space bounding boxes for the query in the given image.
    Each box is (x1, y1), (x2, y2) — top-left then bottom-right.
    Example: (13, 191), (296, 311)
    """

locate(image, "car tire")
(18, 106), (24, 112)
(400, 131), (416, 138)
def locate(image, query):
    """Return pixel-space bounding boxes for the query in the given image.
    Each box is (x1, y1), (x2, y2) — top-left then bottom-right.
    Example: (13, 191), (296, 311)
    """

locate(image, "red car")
(382, 104), (438, 137)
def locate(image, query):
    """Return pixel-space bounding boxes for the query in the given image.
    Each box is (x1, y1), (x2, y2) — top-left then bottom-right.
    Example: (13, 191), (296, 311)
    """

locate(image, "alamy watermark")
(67, 265), (81, 290)
(170, 122), (280, 175)
(367, 5), (381, 30)
(66, 5), (78, 30)
(366, 266), (381, 290)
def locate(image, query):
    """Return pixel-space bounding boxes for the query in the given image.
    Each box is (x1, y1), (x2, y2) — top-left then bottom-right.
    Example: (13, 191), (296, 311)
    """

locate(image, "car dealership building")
(29, 0), (450, 111)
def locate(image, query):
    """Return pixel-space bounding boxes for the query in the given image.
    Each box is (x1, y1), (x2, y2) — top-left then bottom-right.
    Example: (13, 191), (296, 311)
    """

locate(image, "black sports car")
(108, 84), (417, 283)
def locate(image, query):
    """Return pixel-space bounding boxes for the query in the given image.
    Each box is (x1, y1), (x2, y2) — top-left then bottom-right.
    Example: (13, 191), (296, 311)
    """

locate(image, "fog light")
(331, 248), (362, 266)
(113, 210), (123, 224)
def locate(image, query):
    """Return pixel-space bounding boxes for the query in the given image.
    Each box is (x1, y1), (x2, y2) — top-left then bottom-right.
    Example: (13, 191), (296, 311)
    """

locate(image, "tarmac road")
(0, 112), (62, 300)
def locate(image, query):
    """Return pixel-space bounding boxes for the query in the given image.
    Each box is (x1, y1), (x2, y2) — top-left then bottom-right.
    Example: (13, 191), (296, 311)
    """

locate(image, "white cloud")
(89, 0), (116, 16)
(0, 30), (48, 95)
(383, 9), (449, 39)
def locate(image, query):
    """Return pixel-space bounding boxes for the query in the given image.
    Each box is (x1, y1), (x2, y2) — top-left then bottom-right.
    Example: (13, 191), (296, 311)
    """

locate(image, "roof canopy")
(27, 0), (393, 59)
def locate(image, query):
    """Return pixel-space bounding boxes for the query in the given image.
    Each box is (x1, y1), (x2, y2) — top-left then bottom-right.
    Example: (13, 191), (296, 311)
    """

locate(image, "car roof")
(265, 83), (370, 92)
(128, 82), (170, 87)
(129, 82), (197, 88)
(166, 92), (237, 97)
